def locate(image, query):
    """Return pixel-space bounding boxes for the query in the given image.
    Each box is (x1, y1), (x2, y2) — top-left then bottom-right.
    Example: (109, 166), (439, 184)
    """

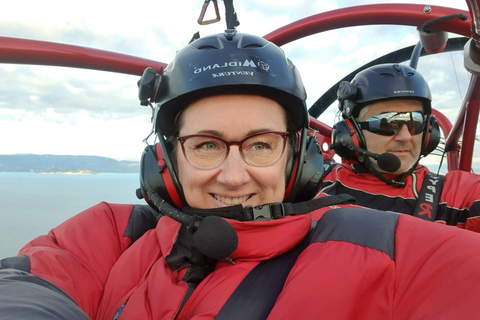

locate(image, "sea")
(0, 172), (145, 258)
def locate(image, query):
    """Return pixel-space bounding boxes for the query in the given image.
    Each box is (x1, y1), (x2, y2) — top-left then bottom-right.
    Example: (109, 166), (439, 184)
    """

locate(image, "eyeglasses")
(177, 131), (289, 169)
(358, 111), (425, 136)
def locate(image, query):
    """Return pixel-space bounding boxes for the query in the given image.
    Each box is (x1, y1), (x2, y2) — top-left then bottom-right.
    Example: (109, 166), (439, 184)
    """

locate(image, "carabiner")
(197, 0), (221, 25)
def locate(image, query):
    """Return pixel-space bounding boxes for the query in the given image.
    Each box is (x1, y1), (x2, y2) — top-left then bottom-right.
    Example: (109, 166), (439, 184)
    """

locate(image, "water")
(0, 172), (145, 258)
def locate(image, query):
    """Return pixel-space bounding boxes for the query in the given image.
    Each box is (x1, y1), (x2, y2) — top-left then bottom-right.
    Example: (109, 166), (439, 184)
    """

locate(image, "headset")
(138, 128), (324, 208)
(136, 31), (324, 210)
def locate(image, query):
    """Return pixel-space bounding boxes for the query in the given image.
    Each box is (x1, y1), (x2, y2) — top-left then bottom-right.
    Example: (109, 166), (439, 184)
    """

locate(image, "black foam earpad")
(285, 132), (324, 202)
(284, 132), (300, 198)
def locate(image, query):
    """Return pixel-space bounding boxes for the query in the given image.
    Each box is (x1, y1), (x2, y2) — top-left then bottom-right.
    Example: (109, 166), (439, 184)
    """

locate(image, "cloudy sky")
(0, 0), (475, 172)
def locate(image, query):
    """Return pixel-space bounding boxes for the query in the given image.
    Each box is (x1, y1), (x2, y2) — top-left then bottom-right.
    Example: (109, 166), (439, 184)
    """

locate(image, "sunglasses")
(358, 111), (425, 136)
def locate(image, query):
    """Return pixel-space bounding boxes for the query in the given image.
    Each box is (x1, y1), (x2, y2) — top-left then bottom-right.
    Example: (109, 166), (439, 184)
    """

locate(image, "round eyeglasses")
(177, 131), (289, 169)
(358, 111), (425, 136)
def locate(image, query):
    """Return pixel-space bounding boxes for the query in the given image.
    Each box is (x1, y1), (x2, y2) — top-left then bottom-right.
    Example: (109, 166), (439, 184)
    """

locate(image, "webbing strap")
(215, 226), (313, 320)
(413, 172), (445, 221)
(244, 193), (355, 220)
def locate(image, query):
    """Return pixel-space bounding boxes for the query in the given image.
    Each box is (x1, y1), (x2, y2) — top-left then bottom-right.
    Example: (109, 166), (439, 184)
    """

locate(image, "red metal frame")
(0, 2), (478, 172)
(0, 36), (166, 75)
(264, 4), (471, 45)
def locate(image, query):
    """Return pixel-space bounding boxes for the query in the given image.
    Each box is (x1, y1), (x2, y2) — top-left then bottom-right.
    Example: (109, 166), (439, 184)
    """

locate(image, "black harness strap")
(215, 226), (313, 320)
(215, 195), (354, 319)
(244, 193), (355, 220)
(413, 172), (445, 221)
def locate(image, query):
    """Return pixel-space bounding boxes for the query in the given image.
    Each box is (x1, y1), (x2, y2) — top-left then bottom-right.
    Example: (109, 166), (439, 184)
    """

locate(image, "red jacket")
(318, 160), (480, 232)
(2, 202), (480, 319)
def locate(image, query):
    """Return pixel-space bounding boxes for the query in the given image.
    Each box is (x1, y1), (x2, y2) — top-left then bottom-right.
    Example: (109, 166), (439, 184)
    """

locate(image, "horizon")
(0, 153), (141, 162)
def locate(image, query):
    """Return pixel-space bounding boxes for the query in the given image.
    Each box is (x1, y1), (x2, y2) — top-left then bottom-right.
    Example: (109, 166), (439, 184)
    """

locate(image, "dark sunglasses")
(358, 111), (425, 136)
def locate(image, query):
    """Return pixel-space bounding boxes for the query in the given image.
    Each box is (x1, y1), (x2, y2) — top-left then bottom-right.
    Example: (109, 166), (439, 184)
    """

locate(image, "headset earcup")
(285, 133), (324, 202)
(422, 115), (440, 156)
(331, 120), (361, 160)
(293, 135), (324, 202)
(139, 143), (184, 209)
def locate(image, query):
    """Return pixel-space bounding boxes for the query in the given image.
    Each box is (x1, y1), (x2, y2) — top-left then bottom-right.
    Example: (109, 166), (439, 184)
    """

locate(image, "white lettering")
(194, 59), (264, 75)
(427, 185), (436, 193)
(243, 60), (256, 67)
(425, 193), (434, 202)
(212, 71), (254, 78)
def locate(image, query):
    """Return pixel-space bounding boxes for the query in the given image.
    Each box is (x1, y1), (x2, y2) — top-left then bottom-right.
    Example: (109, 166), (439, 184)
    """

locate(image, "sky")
(0, 0), (476, 172)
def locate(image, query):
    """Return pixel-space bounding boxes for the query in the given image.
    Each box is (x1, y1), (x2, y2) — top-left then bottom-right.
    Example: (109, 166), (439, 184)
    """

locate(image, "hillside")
(0, 154), (140, 173)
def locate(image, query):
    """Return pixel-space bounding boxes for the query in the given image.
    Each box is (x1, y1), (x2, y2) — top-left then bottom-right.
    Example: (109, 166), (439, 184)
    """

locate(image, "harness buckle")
(244, 203), (286, 221)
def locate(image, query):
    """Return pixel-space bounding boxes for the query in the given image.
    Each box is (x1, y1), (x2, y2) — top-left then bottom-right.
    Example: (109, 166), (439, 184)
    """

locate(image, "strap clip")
(244, 203), (285, 221)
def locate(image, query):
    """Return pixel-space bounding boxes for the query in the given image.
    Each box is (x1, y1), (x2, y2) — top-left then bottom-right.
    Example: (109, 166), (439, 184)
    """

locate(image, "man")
(319, 63), (480, 231)
(1, 34), (480, 319)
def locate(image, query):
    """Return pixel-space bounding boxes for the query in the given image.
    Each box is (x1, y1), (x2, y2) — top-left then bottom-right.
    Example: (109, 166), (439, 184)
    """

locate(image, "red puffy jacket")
(1, 202), (480, 319)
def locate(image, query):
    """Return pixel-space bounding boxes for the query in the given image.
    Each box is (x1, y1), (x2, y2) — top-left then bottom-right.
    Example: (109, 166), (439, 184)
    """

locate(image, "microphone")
(376, 152), (402, 173)
(345, 143), (401, 173)
(144, 182), (238, 260)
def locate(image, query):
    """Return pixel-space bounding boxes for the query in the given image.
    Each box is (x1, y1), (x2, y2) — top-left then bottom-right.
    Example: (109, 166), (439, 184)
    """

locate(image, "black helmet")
(337, 63), (432, 118)
(137, 32), (325, 208)
(150, 31), (308, 136)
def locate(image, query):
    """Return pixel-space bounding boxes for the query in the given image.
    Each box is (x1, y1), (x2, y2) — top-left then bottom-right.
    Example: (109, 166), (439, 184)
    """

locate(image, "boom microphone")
(144, 182), (238, 260)
(345, 143), (401, 173)
(193, 216), (239, 260)
(376, 153), (402, 173)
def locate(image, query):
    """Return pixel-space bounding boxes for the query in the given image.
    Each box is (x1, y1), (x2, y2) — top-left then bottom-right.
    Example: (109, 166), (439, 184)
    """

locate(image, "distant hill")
(0, 154), (140, 173)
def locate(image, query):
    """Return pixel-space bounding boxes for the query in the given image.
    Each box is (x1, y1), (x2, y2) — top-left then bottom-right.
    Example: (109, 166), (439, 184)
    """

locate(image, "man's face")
(359, 100), (424, 174)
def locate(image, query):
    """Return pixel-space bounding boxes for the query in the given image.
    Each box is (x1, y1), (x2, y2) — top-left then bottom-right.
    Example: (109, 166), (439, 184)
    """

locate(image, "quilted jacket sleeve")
(5, 202), (144, 319)
(0, 268), (91, 319)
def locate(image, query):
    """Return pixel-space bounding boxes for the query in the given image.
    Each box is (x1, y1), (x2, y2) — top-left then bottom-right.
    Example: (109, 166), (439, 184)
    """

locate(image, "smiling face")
(359, 99), (424, 174)
(175, 94), (290, 209)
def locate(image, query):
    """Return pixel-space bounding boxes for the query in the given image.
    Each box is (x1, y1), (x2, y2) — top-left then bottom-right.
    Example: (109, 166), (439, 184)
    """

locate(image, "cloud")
(0, 65), (144, 118)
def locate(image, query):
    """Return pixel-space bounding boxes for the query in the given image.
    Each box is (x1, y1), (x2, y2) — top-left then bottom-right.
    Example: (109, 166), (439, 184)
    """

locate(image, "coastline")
(39, 170), (100, 175)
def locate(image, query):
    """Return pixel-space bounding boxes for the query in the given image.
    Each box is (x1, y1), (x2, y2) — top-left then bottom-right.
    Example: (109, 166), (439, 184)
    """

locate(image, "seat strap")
(215, 225), (313, 320)
(413, 172), (445, 221)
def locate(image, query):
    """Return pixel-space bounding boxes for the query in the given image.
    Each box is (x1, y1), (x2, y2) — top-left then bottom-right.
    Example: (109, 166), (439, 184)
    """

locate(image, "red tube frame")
(0, 36), (166, 75)
(264, 4), (471, 45)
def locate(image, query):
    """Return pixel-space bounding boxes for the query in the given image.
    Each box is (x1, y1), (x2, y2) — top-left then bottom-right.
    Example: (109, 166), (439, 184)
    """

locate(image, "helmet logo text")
(394, 90), (415, 94)
(212, 71), (254, 78)
(194, 59), (269, 74)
